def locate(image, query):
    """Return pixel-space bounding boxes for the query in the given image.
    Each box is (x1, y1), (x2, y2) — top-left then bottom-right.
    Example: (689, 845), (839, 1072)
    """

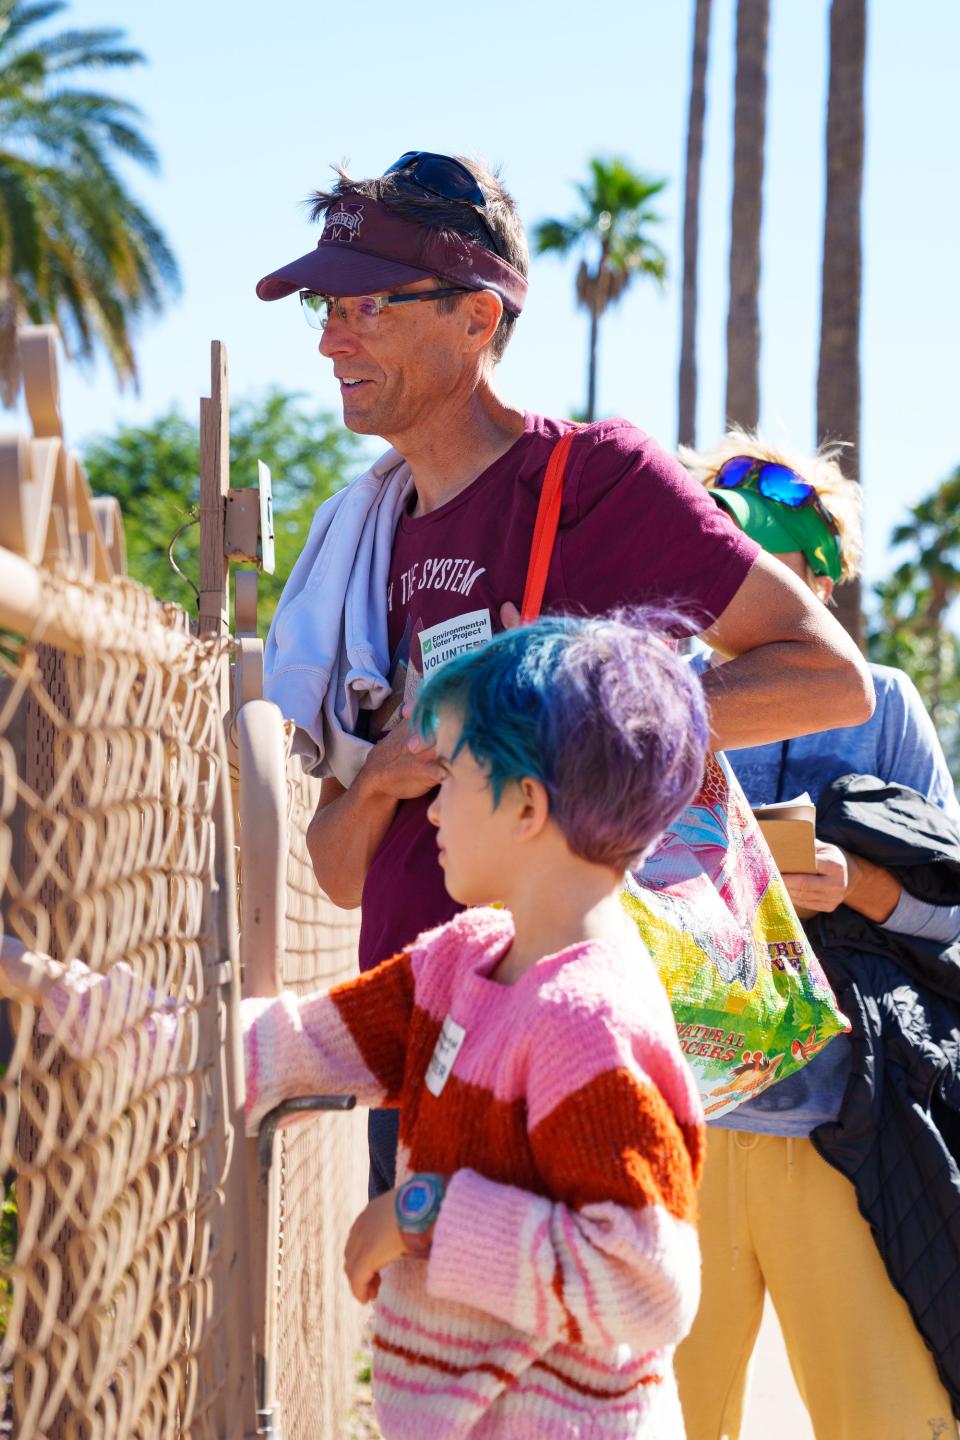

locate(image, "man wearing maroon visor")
(256, 152), (874, 1196)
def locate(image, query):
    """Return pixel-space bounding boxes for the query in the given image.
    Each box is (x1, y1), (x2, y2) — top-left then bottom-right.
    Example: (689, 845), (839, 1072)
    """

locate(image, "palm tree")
(817, 0), (867, 647)
(534, 157), (667, 423)
(677, 0), (713, 448)
(725, 0), (769, 430)
(0, 0), (179, 404)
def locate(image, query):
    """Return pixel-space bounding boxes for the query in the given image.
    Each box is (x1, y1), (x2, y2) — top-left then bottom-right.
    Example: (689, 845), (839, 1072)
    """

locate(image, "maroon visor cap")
(256, 198), (527, 317)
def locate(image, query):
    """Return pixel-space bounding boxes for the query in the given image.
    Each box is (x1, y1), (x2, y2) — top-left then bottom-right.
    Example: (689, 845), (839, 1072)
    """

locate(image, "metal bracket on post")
(225, 460), (275, 575)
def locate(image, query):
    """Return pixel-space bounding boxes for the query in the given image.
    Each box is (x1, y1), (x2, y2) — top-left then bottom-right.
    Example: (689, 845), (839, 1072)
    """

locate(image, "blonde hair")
(678, 428), (863, 582)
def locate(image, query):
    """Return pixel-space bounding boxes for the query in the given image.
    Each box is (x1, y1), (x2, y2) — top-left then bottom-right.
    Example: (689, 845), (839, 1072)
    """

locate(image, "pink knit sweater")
(243, 907), (704, 1438)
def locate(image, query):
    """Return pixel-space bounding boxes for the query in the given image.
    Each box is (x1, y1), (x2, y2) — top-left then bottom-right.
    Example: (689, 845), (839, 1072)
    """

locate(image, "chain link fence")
(0, 566), (367, 1437)
(0, 565), (253, 1438)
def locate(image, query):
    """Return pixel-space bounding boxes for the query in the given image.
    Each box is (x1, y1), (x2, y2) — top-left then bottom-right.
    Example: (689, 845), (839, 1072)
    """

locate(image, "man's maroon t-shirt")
(357, 412), (758, 972)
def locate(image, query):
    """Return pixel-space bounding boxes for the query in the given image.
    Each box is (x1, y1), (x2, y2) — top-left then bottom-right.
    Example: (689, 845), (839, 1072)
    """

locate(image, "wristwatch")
(395, 1173), (446, 1257)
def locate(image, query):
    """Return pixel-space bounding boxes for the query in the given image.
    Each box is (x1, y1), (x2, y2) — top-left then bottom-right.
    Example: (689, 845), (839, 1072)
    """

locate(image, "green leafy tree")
(533, 157), (667, 422)
(867, 465), (960, 780)
(83, 390), (365, 624)
(0, 0), (179, 403)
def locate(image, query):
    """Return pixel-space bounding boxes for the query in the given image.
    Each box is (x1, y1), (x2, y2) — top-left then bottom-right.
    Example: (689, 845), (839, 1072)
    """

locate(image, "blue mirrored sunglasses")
(716, 456), (840, 536)
(383, 151), (501, 256)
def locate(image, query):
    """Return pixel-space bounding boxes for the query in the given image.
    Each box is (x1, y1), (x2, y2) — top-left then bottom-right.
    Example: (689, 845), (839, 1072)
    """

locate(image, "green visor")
(714, 488), (843, 583)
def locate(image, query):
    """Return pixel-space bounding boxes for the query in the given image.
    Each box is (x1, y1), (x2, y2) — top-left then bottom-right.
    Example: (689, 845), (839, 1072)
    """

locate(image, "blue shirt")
(712, 663), (960, 1137)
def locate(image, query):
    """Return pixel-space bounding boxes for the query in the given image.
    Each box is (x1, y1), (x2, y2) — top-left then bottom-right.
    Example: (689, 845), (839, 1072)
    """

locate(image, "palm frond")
(0, 0), (175, 400)
(531, 217), (583, 256)
(13, 89), (159, 167)
(0, 47), (44, 94)
(0, 1), (65, 49)
(31, 28), (144, 73)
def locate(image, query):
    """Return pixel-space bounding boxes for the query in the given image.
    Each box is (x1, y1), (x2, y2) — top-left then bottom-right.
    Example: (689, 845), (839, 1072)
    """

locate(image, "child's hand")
(0, 939), (176, 1062)
(344, 1189), (407, 1304)
(0, 938), (68, 1007)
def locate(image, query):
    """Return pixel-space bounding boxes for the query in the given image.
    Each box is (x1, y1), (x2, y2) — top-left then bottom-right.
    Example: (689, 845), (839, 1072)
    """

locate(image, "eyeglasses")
(384, 150), (501, 255)
(299, 287), (472, 334)
(715, 455), (840, 536)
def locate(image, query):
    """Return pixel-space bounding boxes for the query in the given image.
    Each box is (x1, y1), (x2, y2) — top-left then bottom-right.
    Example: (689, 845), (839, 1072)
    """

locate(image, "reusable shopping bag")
(623, 753), (848, 1116)
(525, 431), (849, 1118)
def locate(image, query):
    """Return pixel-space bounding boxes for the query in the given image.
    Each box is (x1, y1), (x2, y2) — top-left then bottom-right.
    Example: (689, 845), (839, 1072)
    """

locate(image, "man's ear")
(514, 775), (550, 842)
(461, 289), (502, 354)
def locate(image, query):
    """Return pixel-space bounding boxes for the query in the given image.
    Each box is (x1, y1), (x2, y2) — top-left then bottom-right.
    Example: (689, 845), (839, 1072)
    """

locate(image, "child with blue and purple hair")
(243, 608), (708, 1437)
(22, 610), (709, 1438)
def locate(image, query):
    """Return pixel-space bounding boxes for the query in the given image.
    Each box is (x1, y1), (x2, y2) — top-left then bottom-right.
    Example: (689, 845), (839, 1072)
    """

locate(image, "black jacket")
(807, 774), (960, 1416)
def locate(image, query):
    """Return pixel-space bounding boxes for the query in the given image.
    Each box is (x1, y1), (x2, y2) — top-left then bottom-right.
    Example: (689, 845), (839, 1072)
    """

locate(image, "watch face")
(397, 1178), (434, 1225)
(396, 1174), (445, 1237)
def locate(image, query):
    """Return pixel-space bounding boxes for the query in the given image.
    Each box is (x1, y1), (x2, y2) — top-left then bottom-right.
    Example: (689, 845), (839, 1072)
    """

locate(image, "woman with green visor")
(708, 448), (844, 590)
(674, 431), (960, 1439)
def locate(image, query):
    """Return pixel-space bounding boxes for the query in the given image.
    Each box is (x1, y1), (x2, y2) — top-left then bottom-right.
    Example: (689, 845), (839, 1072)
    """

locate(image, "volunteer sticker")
(425, 1015), (467, 1097)
(418, 610), (492, 677)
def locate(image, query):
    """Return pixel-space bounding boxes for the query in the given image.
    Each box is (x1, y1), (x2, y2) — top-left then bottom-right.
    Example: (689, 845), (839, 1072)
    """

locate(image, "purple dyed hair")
(414, 608), (709, 871)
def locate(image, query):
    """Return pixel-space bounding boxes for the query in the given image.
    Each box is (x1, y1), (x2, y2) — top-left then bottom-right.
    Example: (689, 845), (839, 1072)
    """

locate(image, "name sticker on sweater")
(425, 1015), (467, 1097)
(418, 610), (492, 678)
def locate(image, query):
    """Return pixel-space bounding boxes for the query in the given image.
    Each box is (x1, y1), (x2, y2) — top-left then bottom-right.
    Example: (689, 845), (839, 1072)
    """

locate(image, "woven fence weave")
(0, 567), (241, 1439)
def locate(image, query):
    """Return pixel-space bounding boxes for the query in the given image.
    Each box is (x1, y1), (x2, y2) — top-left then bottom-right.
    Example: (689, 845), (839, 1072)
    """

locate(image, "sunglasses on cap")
(384, 151), (502, 255)
(386, 151), (485, 204)
(715, 455), (840, 538)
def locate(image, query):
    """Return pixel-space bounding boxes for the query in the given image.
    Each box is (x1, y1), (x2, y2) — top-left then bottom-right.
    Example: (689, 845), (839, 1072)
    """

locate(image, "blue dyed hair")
(413, 609), (708, 871)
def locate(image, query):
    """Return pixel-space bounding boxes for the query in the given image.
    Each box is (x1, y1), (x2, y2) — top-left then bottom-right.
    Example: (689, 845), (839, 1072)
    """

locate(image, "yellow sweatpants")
(676, 1129), (957, 1440)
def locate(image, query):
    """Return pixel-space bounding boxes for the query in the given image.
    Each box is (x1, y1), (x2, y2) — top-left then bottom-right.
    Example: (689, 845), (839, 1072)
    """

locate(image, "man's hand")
(782, 841), (900, 923)
(344, 1189), (407, 1304)
(306, 715), (445, 909)
(356, 717), (445, 804)
(782, 841), (850, 914)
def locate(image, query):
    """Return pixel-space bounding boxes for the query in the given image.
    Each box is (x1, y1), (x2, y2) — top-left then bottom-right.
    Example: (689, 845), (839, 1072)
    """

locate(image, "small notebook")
(753, 794), (817, 875)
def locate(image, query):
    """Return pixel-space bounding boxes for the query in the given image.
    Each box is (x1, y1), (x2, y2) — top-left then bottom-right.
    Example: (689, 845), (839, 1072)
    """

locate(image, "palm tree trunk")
(586, 303), (599, 423)
(678, 0), (713, 447)
(725, 0), (769, 431)
(817, 0), (867, 648)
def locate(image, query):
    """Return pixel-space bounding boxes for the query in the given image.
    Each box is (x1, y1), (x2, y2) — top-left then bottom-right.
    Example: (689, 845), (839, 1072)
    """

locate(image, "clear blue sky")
(12, 0), (960, 588)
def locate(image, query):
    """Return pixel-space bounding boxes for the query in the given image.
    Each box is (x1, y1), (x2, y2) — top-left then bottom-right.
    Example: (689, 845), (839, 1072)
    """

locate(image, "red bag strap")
(520, 428), (577, 623)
